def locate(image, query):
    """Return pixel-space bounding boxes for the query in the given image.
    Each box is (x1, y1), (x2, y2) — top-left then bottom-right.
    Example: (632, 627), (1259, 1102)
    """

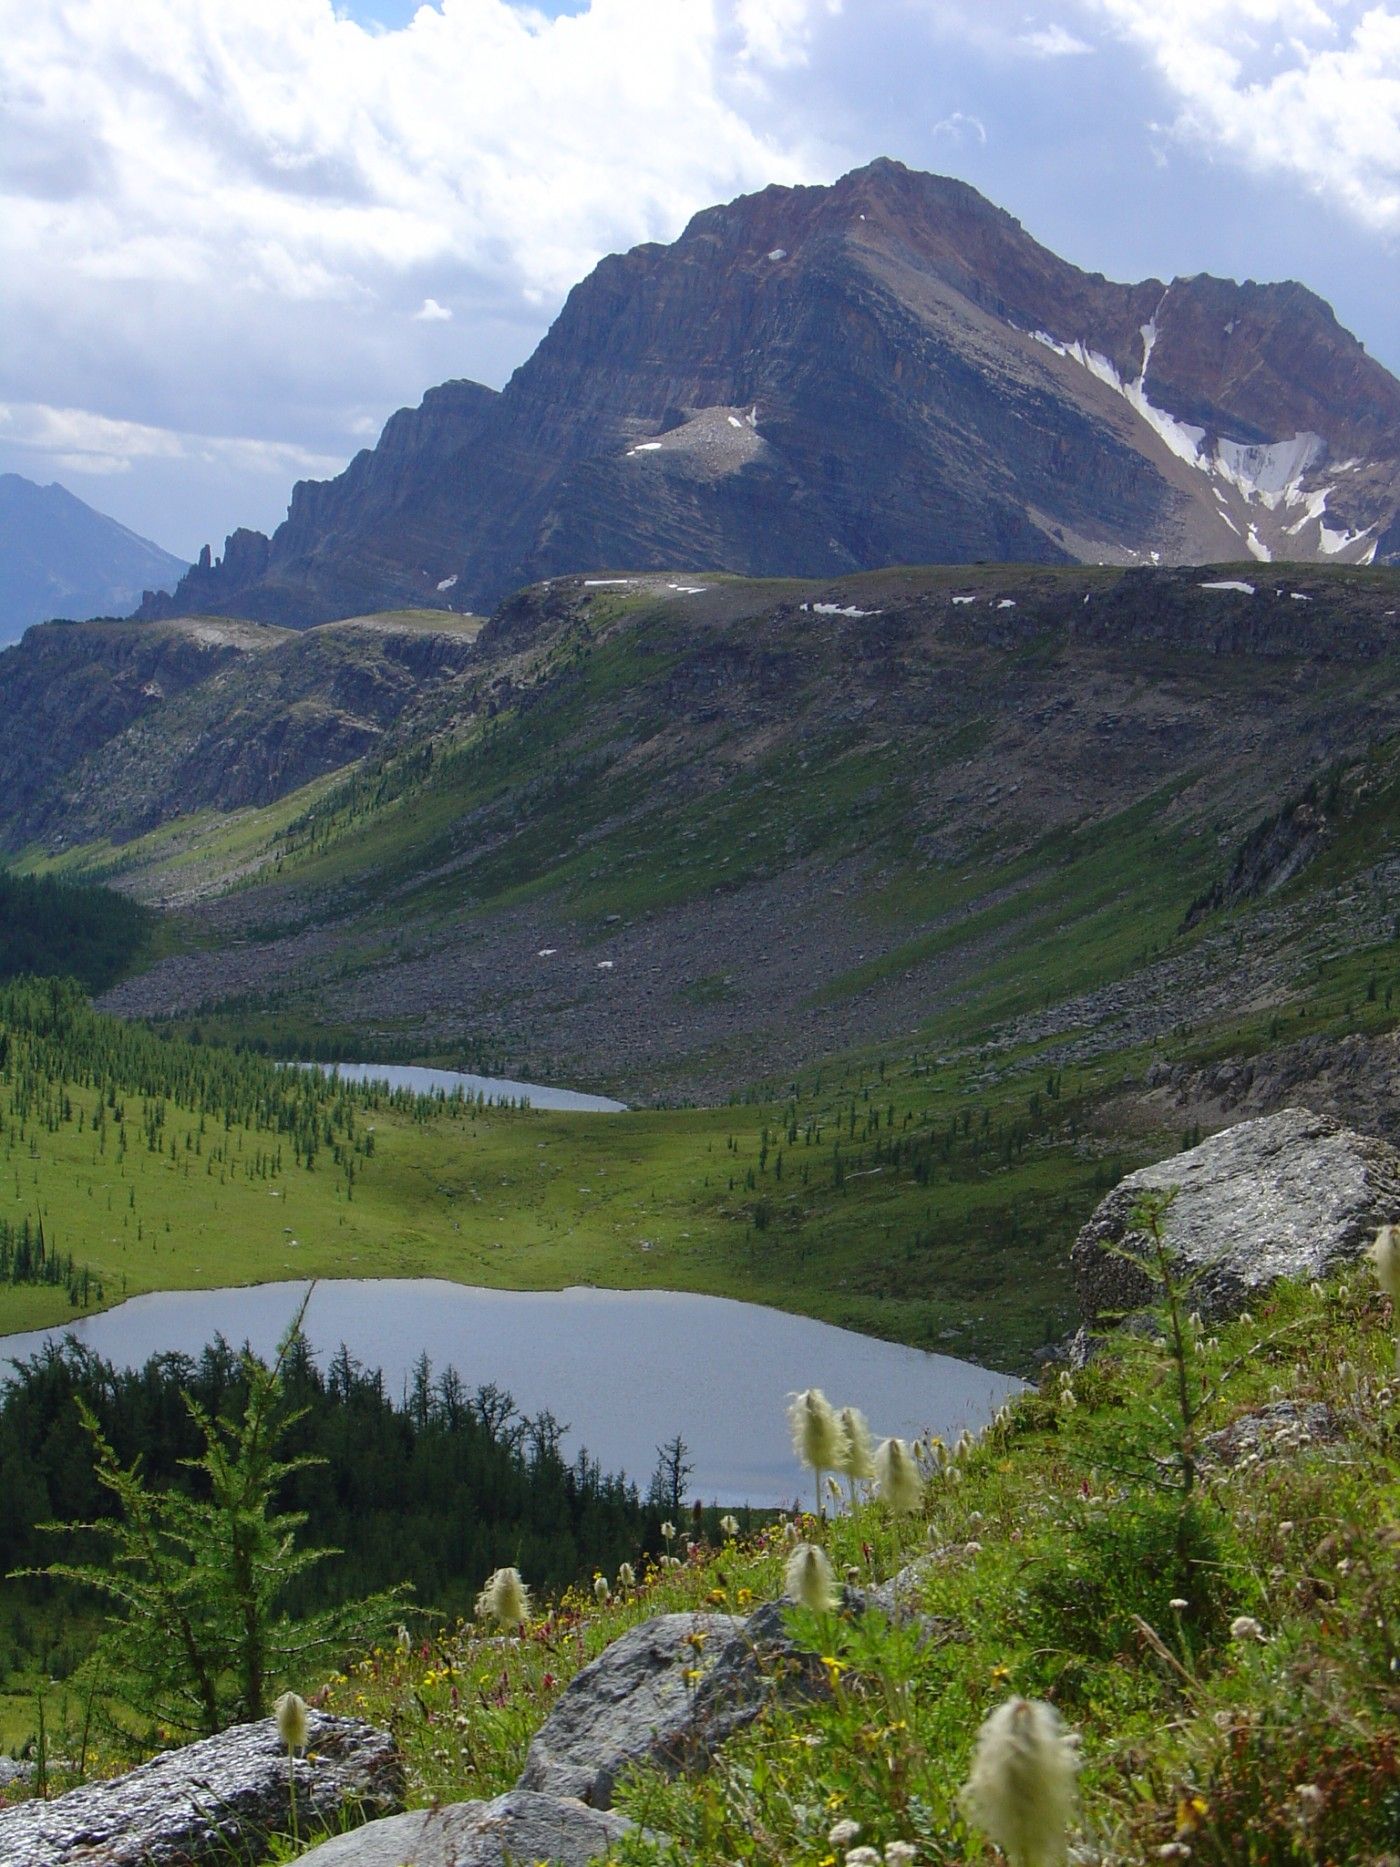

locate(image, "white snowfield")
(435, 574), (458, 592)
(1026, 301), (1379, 565)
(803, 601), (879, 617)
(1199, 580), (1256, 595)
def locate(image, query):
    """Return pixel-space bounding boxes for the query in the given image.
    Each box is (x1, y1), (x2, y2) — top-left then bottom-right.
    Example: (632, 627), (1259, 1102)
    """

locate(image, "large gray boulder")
(1072, 1107), (1400, 1329)
(294, 1789), (632, 1867)
(516, 1611), (743, 1808)
(0, 1712), (400, 1867)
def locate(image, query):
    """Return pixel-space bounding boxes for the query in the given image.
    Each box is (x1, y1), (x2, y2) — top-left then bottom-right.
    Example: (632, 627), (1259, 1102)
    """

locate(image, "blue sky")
(1, 0), (1395, 562)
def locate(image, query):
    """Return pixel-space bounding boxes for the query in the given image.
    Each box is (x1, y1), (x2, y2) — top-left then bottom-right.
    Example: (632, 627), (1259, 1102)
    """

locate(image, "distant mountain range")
(140, 158), (1400, 628)
(0, 476), (185, 644)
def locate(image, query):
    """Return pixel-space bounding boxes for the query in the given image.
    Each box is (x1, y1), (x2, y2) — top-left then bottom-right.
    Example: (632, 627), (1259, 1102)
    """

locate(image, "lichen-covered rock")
(294, 1789), (632, 1867)
(1072, 1108), (1400, 1330)
(0, 1712), (400, 1867)
(517, 1611), (743, 1808)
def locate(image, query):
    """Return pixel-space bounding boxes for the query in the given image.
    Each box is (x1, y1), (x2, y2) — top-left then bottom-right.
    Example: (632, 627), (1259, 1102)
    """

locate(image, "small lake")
(300, 1061), (626, 1114)
(0, 1281), (1023, 1506)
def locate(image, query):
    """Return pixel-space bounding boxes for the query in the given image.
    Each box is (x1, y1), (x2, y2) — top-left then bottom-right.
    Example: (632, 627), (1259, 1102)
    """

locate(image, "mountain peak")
(138, 163), (1399, 628)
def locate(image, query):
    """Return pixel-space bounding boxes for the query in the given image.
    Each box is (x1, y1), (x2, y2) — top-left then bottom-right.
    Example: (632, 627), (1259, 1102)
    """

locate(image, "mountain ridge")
(139, 160), (1399, 630)
(0, 475), (186, 644)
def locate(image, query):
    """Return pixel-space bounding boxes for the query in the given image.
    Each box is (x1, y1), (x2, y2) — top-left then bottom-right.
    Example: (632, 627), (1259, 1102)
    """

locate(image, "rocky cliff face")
(140, 161), (1400, 629)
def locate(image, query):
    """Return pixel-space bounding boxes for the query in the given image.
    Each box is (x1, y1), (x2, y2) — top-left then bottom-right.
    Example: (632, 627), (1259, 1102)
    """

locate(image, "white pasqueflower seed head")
(617, 1561), (636, 1587)
(1367, 1224), (1400, 1305)
(782, 1518), (801, 1544)
(962, 1695), (1079, 1867)
(476, 1565), (530, 1630)
(827, 1817), (861, 1845)
(873, 1436), (924, 1514)
(593, 1574), (610, 1603)
(835, 1406), (876, 1480)
(785, 1540), (839, 1611)
(396, 1623), (411, 1650)
(1169, 1598), (1189, 1612)
(660, 1520), (676, 1541)
(844, 1850), (882, 1867)
(274, 1690), (310, 1754)
(788, 1387), (848, 1473)
(1229, 1615), (1266, 1643)
(885, 1844), (918, 1866)
(719, 1513), (740, 1538)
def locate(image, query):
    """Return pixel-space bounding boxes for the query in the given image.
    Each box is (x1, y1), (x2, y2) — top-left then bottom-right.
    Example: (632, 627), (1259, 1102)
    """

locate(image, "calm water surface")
(302, 1062), (626, 1113)
(0, 1281), (1023, 1506)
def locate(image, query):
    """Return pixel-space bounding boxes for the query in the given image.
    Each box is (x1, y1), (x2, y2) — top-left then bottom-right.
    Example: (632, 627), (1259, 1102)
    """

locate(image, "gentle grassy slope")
(297, 1265), (1400, 1866)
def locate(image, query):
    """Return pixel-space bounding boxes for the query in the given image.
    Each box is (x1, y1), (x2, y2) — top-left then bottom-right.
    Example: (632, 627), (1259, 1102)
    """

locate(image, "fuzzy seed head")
(789, 1387), (848, 1474)
(785, 1540), (839, 1611)
(719, 1514), (740, 1538)
(476, 1565), (530, 1630)
(660, 1520), (676, 1542)
(827, 1817), (861, 1846)
(617, 1561), (636, 1588)
(274, 1690), (309, 1754)
(835, 1406), (876, 1480)
(962, 1695), (1079, 1867)
(873, 1436), (924, 1514)
(885, 1845), (917, 1866)
(593, 1574), (610, 1603)
(1368, 1224), (1400, 1305)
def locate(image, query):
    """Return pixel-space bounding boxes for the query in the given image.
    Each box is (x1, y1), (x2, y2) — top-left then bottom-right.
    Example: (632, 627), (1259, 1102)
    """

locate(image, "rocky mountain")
(0, 608), (482, 851)
(35, 559), (1392, 1101)
(141, 160), (1399, 628)
(0, 475), (186, 644)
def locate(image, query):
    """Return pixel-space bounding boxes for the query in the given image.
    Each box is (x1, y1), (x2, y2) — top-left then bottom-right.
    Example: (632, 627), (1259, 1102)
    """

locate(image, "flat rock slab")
(517, 1611), (742, 1807)
(296, 1789), (632, 1866)
(1072, 1107), (1400, 1329)
(0, 1712), (400, 1867)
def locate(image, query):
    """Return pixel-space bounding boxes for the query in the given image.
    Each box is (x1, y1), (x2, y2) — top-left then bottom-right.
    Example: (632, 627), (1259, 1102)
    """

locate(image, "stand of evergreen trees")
(0, 1332), (657, 1686)
(0, 871), (151, 994)
(0, 1216), (103, 1307)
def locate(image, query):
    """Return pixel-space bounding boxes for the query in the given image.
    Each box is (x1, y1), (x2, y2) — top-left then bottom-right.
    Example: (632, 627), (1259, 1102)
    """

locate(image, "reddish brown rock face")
(142, 159), (1400, 629)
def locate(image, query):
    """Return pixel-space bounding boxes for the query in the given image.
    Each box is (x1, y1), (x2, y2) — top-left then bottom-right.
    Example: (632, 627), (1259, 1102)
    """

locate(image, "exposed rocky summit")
(140, 159), (1399, 628)
(0, 474), (185, 645)
(0, 1711), (401, 1866)
(1071, 1107), (1400, 1329)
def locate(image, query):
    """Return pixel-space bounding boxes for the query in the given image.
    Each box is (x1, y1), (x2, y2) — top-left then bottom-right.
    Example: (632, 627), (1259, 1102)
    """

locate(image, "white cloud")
(414, 296), (453, 321)
(0, 401), (344, 484)
(1086, 0), (1400, 231)
(1018, 23), (1094, 57)
(931, 109), (989, 144)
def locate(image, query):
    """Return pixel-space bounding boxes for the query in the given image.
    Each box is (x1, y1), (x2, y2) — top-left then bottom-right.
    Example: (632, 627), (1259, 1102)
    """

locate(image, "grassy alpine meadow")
(0, 979), (1144, 1369)
(289, 1264), (1400, 1866)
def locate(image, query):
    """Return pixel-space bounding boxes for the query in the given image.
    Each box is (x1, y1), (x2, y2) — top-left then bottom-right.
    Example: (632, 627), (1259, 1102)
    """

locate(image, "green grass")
(291, 1264), (1400, 1865)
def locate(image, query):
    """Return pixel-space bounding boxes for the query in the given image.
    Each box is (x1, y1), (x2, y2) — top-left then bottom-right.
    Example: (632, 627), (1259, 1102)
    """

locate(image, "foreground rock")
(517, 1611), (744, 1807)
(1072, 1107), (1400, 1330)
(295, 1789), (632, 1867)
(0, 1712), (400, 1867)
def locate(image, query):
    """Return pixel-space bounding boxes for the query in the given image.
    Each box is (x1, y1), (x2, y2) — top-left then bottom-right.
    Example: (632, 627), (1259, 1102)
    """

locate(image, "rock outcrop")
(139, 158), (1400, 629)
(294, 1789), (633, 1867)
(0, 1712), (402, 1867)
(1071, 1107), (1400, 1329)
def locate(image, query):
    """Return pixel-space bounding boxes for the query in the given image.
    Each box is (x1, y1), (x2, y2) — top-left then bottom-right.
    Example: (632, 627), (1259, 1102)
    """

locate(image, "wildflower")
(1368, 1224), (1400, 1299)
(593, 1574), (610, 1604)
(395, 1623), (411, 1650)
(617, 1561), (636, 1588)
(1291, 1783), (1324, 1824)
(845, 1850), (883, 1867)
(1168, 1598), (1188, 1612)
(835, 1406), (876, 1484)
(661, 1520), (676, 1542)
(962, 1695), (1080, 1867)
(789, 1387), (848, 1514)
(885, 1845), (917, 1865)
(782, 1518), (802, 1544)
(1229, 1615), (1265, 1643)
(719, 1513), (740, 1538)
(476, 1566), (530, 1631)
(828, 1817), (861, 1846)
(874, 1437), (923, 1513)
(274, 1690), (309, 1753)
(785, 1541), (840, 1612)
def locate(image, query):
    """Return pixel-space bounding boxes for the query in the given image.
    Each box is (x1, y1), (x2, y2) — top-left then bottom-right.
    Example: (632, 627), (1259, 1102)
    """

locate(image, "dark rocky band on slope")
(140, 160), (1399, 630)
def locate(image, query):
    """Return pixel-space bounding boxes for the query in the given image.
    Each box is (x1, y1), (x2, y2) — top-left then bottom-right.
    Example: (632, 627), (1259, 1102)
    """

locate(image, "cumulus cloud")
(1086, 0), (1400, 231)
(1018, 23), (1094, 57)
(414, 297), (453, 321)
(0, 401), (344, 486)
